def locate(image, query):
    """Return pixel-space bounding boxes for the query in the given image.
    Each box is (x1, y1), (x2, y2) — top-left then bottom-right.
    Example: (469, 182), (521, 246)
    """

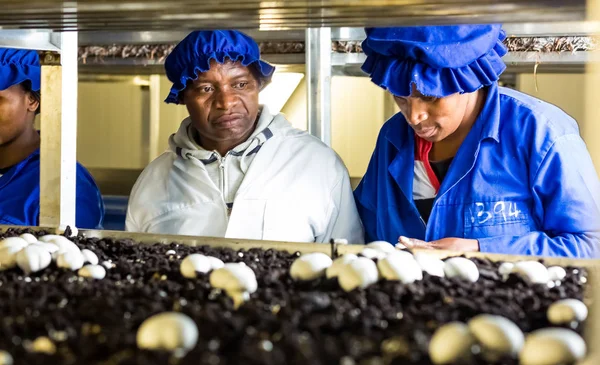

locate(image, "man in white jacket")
(126, 30), (364, 244)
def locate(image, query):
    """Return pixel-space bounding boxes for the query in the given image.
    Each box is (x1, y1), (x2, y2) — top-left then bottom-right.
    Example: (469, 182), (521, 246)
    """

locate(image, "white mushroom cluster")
(0, 234), (102, 278)
(429, 315), (526, 364)
(209, 263), (257, 309)
(180, 254), (224, 278)
(290, 252), (332, 281)
(498, 260), (573, 287)
(289, 241), (460, 292)
(429, 299), (588, 365)
(177, 253), (256, 309)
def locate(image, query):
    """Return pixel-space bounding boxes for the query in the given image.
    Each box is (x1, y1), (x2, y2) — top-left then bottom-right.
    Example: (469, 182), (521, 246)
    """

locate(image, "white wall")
(281, 77), (308, 131)
(158, 75), (189, 154)
(77, 81), (144, 169)
(517, 74), (585, 130)
(281, 76), (389, 178)
(330, 77), (387, 178)
(517, 73), (599, 174)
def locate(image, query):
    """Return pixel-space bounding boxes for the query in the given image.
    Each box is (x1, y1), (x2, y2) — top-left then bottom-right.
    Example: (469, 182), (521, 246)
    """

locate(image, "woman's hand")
(399, 236), (479, 252)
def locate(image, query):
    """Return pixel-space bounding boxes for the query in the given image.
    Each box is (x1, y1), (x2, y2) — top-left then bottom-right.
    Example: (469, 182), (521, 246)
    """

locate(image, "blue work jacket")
(0, 149), (104, 229)
(354, 83), (600, 258)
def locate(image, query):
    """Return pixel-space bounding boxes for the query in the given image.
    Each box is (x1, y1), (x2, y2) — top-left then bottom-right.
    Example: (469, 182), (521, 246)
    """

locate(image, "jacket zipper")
(219, 154), (231, 217)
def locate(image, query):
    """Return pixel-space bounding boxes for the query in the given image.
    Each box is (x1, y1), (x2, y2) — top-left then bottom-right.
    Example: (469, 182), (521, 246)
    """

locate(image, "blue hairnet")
(164, 30), (276, 104)
(0, 48), (40, 92)
(361, 24), (507, 98)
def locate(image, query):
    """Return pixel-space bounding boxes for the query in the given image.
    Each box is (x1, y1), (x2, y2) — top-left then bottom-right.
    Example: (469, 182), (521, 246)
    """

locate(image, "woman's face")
(394, 85), (474, 143)
(0, 84), (39, 146)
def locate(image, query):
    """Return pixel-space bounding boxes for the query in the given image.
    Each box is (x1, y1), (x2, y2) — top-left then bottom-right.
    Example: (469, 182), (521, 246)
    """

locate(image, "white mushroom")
(210, 263), (258, 309)
(519, 328), (586, 365)
(39, 235), (80, 254)
(468, 314), (524, 358)
(337, 257), (379, 292)
(16, 245), (52, 274)
(136, 312), (198, 353)
(56, 250), (85, 271)
(429, 322), (475, 365)
(326, 254), (358, 279)
(78, 264), (107, 280)
(443, 257), (479, 282)
(547, 299), (588, 325)
(180, 254), (221, 278)
(377, 251), (423, 284)
(547, 266), (567, 282)
(413, 252), (445, 277)
(19, 233), (38, 245)
(0, 350), (13, 365)
(498, 262), (515, 279)
(365, 241), (396, 253)
(207, 256), (224, 270)
(360, 247), (388, 260)
(0, 238), (29, 270)
(511, 261), (549, 285)
(289, 252), (332, 281)
(31, 242), (60, 254)
(81, 249), (99, 265)
(101, 260), (114, 270)
(165, 250), (176, 256)
(31, 336), (56, 354)
(0, 237), (29, 250)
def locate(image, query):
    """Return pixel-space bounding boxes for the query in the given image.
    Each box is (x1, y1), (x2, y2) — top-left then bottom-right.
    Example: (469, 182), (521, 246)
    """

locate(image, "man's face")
(394, 84), (472, 143)
(0, 84), (39, 146)
(182, 60), (260, 148)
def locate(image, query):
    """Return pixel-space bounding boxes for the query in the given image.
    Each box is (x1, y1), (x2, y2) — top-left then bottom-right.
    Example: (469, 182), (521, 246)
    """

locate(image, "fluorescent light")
(259, 72), (304, 114)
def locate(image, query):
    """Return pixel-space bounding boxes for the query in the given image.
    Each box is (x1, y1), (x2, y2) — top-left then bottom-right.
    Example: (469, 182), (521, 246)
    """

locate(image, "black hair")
(20, 80), (41, 115)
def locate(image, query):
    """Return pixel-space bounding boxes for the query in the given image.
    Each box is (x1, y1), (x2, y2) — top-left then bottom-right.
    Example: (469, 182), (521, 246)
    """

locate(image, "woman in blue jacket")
(0, 48), (104, 228)
(354, 24), (600, 258)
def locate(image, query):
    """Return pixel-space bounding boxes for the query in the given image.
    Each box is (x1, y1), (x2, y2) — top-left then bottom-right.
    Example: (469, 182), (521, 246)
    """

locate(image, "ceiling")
(0, 0), (586, 31)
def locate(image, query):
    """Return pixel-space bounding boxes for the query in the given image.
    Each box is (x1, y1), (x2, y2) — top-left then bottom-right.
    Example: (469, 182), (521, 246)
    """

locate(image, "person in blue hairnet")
(0, 49), (104, 228)
(354, 25), (600, 258)
(126, 30), (364, 244)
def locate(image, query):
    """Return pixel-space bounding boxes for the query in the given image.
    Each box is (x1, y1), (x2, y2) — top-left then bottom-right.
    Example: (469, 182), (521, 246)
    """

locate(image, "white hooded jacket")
(126, 106), (365, 244)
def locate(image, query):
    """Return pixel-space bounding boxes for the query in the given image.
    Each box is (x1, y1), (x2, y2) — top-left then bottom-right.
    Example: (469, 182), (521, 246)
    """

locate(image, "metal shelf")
(0, 29), (60, 51)
(0, 0), (585, 31)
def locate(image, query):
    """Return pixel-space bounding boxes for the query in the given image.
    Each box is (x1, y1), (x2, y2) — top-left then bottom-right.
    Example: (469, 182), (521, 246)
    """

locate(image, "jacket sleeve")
(354, 181), (378, 243)
(478, 134), (600, 258)
(124, 207), (139, 232)
(318, 170), (365, 244)
(125, 177), (143, 232)
(353, 130), (386, 243)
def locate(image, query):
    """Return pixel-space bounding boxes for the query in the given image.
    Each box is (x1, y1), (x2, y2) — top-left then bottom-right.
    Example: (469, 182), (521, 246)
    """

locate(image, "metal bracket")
(306, 28), (332, 146)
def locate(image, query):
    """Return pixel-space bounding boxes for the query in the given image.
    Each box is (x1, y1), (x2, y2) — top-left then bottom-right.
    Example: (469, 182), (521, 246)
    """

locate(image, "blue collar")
(0, 149), (40, 189)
